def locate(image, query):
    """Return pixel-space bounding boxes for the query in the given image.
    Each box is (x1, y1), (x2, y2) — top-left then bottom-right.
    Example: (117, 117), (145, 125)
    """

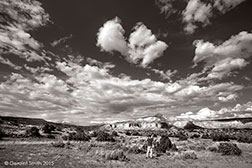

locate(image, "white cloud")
(193, 31), (252, 79)
(155, 0), (177, 18)
(51, 35), (72, 47)
(97, 18), (168, 67)
(183, 0), (212, 34)
(0, 0), (50, 64)
(128, 23), (168, 67)
(86, 57), (115, 69)
(96, 17), (128, 55)
(213, 0), (247, 13)
(182, 0), (246, 34)
(24, 65), (53, 74)
(173, 107), (217, 120)
(207, 58), (248, 79)
(0, 58), (243, 124)
(172, 101), (252, 121)
(174, 82), (242, 102)
(0, 56), (22, 70)
(152, 68), (178, 81)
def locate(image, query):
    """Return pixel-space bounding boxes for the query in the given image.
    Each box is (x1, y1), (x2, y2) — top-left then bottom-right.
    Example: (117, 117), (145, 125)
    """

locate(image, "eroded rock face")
(109, 121), (162, 130)
(106, 116), (168, 130)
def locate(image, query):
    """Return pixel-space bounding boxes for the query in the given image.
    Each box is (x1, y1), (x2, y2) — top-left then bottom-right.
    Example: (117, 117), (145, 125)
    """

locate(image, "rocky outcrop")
(106, 114), (171, 130)
(173, 119), (252, 129)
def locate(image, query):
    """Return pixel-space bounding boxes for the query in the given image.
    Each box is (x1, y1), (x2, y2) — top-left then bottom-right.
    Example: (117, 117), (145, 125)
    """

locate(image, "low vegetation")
(1, 116), (252, 167)
(62, 132), (90, 141)
(127, 145), (145, 154)
(96, 131), (115, 142)
(182, 152), (198, 160)
(0, 129), (5, 140)
(155, 135), (172, 153)
(104, 149), (128, 161)
(217, 143), (242, 156)
(25, 127), (40, 137)
(211, 132), (230, 142)
(236, 132), (252, 143)
(42, 124), (56, 134)
(51, 141), (65, 148)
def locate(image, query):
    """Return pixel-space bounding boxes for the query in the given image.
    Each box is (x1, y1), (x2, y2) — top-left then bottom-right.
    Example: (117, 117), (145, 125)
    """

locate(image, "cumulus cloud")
(213, 0), (247, 13)
(183, 0), (212, 34)
(97, 18), (168, 67)
(182, 0), (246, 34)
(96, 17), (128, 55)
(155, 0), (246, 34)
(0, 0), (50, 64)
(193, 31), (252, 79)
(155, 0), (177, 18)
(152, 68), (178, 81)
(0, 1), (249, 125)
(172, 101), (252, 121)
(86, 57), (115, 69)
(129, 23), (168, 67)
(174, 107), (217, 120)
(0, 55), (243, 125)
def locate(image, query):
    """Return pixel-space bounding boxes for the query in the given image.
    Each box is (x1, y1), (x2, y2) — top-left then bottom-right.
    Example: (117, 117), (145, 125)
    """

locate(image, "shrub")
(236, 133), (252, 143)
(96, 131), (115, 142)
(52, 141), (65, 148)
(182, 152), (197, 160)
(125, 131), (131, 136)
(155, 135), (172, 153)
(202, 133), (211, 139)
(89, 130), (98, 137)
(111, 131), (118, 137)
(170, 144), (178, 151)
(46, 134), (55, 139)
(217, 143), (242, 156)
(131, 130), (140, 136)
(207, 146), (218, 152)
(66, 132), (90, 141)
(0, 129), (5, 140)
(212, 133), (229, 142)
(42, 124), (56, 134)
(26, 127), (40, 137)
(190, 133), (200, 139)
(127, 145), (144, 154)
(76, 127), (85, 133)
(104, 150), (128, 161)
(178, 134), (188, 141)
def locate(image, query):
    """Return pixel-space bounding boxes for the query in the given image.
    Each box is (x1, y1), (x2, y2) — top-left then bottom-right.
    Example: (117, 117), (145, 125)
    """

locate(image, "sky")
(0, 0), (252, 125)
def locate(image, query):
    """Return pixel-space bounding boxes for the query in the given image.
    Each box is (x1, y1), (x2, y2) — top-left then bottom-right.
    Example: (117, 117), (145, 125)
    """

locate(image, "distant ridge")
(183, 121), (203, 130)
(209, 117), (252, 124)
(0, 115), (103, 131)
(0, 116), (47, 125)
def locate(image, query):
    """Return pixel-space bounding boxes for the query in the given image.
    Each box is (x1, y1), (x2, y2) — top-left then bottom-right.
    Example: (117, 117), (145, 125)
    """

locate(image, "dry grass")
(0, 137), (252, 168)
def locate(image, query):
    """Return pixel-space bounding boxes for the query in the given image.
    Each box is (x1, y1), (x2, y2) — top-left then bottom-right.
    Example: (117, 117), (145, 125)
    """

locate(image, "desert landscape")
(0, 115), (252, 168)
(1, 0), (252, 167)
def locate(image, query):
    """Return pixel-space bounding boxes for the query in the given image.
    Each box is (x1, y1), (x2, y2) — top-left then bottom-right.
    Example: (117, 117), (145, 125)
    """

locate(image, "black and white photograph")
(0, 0), (252, 167)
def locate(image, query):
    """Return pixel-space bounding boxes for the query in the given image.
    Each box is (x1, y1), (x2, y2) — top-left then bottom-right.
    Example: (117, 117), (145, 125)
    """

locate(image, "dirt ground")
(0, 137), (252, 168)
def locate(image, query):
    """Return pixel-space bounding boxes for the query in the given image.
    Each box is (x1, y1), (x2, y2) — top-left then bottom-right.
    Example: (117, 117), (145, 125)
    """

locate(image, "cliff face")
(173, 118), (252, 129)
(107, 116), (252, 130)
(106, 115), (170, 130)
